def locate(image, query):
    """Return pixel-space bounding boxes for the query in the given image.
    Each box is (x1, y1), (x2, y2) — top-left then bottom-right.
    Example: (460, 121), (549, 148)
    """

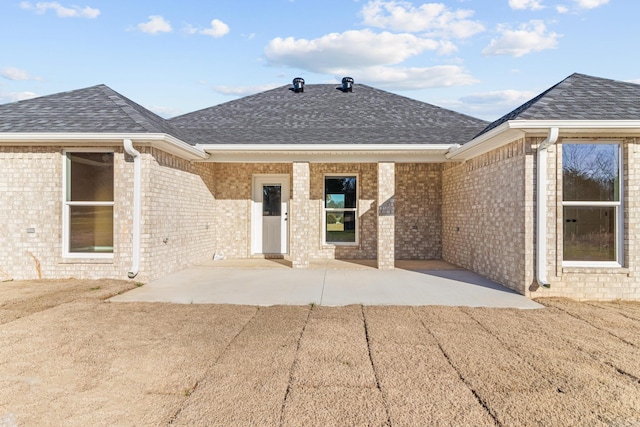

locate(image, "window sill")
(59, 257), (114, 265)
(322, 244), (359, 249)
(562, 266), (629, 275)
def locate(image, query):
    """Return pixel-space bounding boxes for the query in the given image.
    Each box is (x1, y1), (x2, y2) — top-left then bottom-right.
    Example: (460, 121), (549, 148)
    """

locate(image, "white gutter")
(536, 127), (559, 288)
(0, 133), (209, 161)
(123, 139), (141, 279)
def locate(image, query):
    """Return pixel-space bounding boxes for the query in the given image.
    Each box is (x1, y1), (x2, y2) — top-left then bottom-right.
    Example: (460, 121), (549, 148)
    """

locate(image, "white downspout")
(536, 127), (559, 288)
(123, 139), (141, 279)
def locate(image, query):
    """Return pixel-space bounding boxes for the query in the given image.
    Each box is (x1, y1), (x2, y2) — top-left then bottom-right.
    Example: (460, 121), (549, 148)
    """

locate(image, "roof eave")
(446, 120), (640, 161)
(0, 132), (208, 160)
(196, 143), (455, 163)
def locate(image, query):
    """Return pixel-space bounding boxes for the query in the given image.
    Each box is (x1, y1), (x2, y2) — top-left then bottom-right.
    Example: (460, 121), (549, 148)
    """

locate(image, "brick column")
(291, 162), (310, 268)
(377, 162), (395, 270)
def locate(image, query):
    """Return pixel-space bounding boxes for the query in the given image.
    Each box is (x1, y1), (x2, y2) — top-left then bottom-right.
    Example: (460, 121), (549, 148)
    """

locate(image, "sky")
(0, 0), (637, 121)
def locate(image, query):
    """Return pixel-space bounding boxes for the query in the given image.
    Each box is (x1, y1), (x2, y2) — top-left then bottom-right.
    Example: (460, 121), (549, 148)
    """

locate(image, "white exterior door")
(252, 175), (289, 254)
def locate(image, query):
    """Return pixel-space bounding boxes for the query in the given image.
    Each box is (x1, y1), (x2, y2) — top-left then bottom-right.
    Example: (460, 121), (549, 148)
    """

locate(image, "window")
(63, 151), (114, 257)
(324, 175), (357, 245)
(562, 142), (622, 265)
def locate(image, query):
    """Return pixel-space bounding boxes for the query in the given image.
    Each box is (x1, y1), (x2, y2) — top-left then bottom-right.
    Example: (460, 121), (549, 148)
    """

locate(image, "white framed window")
(562, 141), (623, 267)
(62, 149), (114, 258)
(323, 174), (358, 245)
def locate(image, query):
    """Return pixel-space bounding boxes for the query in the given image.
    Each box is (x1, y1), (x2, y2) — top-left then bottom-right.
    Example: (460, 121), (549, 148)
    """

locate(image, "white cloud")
(459, 89), (537, 106)
(360, 0), (484, 38)
(200, 19), (230, 38)
(439, 89), (537, 120)
(625, 79), (640, 85)
(137, 15), (172, 35)
(214, 83), (282, 97)
(555, 0), (608, 13)
(1, 67), (41, 81)
(0, 90), (38, 103)
(182, 24), (198, 35)
(20, 1), (99, 18)
(349, 65), (478, 89)
(508, 0), (545, 10)
(575, 0), (609, 9)
(265, 29), (448, 73)
(147, 105), (184, 118)
(482, 20), (560, 57)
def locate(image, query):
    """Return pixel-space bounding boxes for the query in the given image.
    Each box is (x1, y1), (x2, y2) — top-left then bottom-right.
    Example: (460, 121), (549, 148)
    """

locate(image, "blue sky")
(0, 0), (635, 120)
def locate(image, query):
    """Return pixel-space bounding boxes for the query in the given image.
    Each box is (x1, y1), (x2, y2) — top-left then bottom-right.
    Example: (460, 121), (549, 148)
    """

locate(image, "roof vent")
(292, 77), (305, 93)
(340, 77), (354, 92)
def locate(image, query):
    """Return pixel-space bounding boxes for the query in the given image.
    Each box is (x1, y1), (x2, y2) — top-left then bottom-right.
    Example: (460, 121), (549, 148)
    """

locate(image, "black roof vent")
(291, 77), (305, 93)
(339, 77), (354, 92)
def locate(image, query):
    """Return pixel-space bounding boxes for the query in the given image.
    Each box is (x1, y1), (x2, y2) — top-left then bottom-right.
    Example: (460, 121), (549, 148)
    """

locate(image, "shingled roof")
(169, 84), (488, 145)
(0, 84), (186, 138)
(475, 73), (640, 138)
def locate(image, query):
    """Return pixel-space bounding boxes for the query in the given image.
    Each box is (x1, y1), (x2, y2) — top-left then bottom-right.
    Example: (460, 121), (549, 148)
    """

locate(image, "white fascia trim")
(197, 143), (453, 152)
(446, 120), (640, 161)
(196, 144), (454, 162)
(445, 123), (524, 161)
(0, 133), (209, 160)
(508, 120), (640, 130)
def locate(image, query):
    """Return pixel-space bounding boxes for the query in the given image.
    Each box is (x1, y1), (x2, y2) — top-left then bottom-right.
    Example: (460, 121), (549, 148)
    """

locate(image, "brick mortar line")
(412, 307), (501, 427)
(166, 306), (261, 426)
(278, 304), (313, 427)
(360, 305), (392, 427)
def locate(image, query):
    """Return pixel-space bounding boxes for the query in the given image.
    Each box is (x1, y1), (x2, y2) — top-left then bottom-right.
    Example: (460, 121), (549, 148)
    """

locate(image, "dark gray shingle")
(0, 84), (186, 139)
(169, 84), (488, 145)
(475, 73), (640, 138)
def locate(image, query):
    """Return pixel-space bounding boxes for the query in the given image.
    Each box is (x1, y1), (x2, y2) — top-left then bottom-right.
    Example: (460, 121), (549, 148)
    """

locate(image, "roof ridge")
(97, 85), (169, 133)
(98, 84), (156, 131)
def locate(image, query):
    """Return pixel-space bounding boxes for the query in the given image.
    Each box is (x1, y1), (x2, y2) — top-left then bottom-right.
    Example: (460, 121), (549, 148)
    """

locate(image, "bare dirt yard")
(1, 279), (639, 426)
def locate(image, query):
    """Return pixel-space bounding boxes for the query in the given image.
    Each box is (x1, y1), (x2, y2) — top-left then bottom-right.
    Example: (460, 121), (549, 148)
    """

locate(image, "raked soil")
(0, 279), (639, 426)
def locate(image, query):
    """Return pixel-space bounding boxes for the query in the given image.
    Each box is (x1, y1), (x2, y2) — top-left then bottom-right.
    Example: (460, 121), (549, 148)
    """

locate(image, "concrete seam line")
(411, 307), (503, 427)
(360, 305), (392, 426)
(278, 305), (313, 427)
(167, 306), (260, 425)
(319, 267), (328, 306)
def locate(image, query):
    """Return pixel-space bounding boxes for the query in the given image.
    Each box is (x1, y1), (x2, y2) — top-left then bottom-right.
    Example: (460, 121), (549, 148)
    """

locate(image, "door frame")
(251, 174), (290, 255)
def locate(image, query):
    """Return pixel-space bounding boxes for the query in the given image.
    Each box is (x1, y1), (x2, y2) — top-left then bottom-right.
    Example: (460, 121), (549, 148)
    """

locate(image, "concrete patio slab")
(111, 260), (542, 309)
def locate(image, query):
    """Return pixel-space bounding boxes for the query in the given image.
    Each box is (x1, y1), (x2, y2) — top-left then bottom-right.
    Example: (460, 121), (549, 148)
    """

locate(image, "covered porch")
(208, 155), (445, 271)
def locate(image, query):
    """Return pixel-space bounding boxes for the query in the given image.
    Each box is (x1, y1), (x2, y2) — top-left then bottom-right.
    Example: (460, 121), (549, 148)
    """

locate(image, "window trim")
(561, 140), (623, 268)
(62, 148), (115, 259)
(322, 173), (359, 246)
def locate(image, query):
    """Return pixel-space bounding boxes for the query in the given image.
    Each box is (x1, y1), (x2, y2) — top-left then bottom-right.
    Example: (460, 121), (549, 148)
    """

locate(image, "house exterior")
(1, 73), (640, 300)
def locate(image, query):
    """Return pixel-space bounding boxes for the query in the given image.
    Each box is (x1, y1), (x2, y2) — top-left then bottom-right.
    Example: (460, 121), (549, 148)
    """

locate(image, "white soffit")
(446, 120), (640, 161)
(196, 144), (454, 163)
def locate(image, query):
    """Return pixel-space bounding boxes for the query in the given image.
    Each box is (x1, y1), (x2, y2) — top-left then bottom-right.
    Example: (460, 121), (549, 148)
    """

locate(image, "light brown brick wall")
(141, 148), (217, 281)
(0, 146), (220, 282)
(0, 146), (132, 280)
(212, 163), (292, 258)
(377, 162), (395, 269)
(291, 162), (310, 268)
(531, 137), (640, 300)
(394, 163), (442, 260)
(205, 162), (443, 263)
(442, 140), (530, 294)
